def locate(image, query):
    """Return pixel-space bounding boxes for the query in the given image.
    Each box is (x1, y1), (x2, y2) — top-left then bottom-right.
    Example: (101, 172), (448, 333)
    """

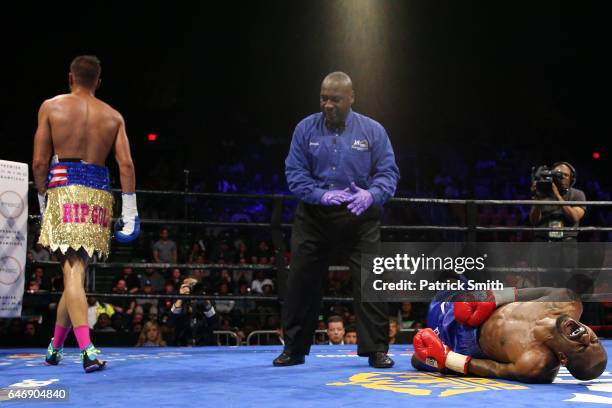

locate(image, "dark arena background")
(1, 1), (612, 407)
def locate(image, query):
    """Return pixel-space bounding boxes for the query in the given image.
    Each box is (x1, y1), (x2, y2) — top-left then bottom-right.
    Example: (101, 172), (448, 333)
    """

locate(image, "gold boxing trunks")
(38, 161), (114, 258)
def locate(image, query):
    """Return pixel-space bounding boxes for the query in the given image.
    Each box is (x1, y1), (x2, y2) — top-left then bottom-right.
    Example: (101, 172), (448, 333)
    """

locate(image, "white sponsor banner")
(0, 160), (28, 317)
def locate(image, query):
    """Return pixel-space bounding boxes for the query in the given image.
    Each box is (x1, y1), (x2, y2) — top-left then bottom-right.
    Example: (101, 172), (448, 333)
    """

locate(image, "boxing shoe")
(44, 339), (63, 366)
(273, 351), (305, 367)
(368, 352), (395, 368)
(81, 344), (106, 373)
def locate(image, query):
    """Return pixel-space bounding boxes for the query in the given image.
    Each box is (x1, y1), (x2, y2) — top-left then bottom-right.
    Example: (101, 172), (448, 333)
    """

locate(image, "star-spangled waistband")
(47, 161), (110, 191)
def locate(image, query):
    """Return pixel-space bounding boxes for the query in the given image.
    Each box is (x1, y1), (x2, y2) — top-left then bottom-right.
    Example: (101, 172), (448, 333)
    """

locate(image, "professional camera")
(531, 165), (564, 197)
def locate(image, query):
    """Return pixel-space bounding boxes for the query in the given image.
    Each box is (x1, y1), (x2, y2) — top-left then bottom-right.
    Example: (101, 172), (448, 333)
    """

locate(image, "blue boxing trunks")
(426, 291), (487, 359)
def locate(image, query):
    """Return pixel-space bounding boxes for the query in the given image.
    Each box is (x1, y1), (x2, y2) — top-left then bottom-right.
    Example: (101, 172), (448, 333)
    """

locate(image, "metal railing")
(214, 330), (240, 346)
(246, 329), (330, 346)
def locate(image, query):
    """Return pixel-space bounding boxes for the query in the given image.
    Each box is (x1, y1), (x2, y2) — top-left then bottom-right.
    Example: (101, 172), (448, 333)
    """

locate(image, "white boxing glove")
(114, 193), (140, 243)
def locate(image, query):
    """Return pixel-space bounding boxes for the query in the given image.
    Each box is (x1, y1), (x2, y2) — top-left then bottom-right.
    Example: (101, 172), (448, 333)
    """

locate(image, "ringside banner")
(0, 160), (28, 318)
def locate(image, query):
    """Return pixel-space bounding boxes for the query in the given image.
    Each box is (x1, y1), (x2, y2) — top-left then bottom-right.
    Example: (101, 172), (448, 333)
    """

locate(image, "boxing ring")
(4, 189), (612, 406)
(2, 344), (612, 407)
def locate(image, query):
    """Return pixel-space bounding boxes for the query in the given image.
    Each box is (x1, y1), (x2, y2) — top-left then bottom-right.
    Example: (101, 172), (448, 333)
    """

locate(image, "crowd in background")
(3, 144), (612, 347)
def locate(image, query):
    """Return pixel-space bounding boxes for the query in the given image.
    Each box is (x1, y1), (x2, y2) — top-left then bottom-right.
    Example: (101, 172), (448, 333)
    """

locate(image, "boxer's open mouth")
(563, 319), (585, 340)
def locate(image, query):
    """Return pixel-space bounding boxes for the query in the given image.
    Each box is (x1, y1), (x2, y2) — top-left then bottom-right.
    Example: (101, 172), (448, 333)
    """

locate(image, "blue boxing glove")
(114, 193), (140, 243)
(320, 190), (352, 206)
(346, 182), (374, 216)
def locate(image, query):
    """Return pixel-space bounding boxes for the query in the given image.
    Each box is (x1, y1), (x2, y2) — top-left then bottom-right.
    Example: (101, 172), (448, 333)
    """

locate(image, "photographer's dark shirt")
(170, 297), (219, 346)
(536, 187), (586, 240)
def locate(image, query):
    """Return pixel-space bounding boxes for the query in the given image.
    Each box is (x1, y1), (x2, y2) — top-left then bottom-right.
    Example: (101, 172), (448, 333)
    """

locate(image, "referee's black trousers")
(281, 202), (389, 356)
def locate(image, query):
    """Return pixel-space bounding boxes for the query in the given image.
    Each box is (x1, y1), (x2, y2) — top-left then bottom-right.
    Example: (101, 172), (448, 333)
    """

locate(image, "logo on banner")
(0, 256), (22, 285)
(0, 191), (24, 219)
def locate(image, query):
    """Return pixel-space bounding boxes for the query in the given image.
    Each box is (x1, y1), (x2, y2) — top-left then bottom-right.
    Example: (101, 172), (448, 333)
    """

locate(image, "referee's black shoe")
(273, 351), (305, 367)
(369, 352), (394, 368)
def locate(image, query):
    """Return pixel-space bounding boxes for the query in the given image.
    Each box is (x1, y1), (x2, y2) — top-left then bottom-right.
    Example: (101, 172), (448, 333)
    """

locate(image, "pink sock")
(73, 325), (91, 351)
(52, 325), (71, 349)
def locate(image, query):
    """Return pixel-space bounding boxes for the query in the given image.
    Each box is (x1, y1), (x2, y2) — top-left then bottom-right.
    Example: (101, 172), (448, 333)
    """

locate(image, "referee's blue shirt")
(285, 110), (400, 206)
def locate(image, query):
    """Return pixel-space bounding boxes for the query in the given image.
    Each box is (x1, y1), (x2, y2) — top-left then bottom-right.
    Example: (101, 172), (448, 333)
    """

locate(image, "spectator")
(87, 296), (116, 329)
(153, 227), (178, 264)
(31, 242), (50, 262)
(112, 267), (141, 293)
(94, 313), (115, 332)
(215, 282), (235, 314)
(261, 279), (274, 295)
(136, 321), (167, 347)
(191, 267), (206, 282)
(234, 282), (256, 315)
(251, 271), (267, 294)
(187, 241), (206, 263)
(26, 250), (35, 264)
(158, 282), (177, 326)
(131, 313), (145, 330)
(344, 326), (357, 345)
(26, 280), (41, 293)
(136, 281), (159, 316)
(194, 254), (206, 265)
(218, 269), (233, 288)
(389, 317), (399, 344)
(327, 315), (345, 345)
(111, 280), (137, 317)
(398, 302), (416, 329)
(138, 268), (165, 293)
(233, 263), (253, 288)
(168, 268), (184, 289)
(212, 239), (235, 263)
(30, 266), (52, 291)
(24, 321), (37, 337)
(255, 240), (273, 260)
(111, 313), (128, 332)
(22, 321), (39, 347)
(235, 240), (249, 262)
(218, 316), (233, 332)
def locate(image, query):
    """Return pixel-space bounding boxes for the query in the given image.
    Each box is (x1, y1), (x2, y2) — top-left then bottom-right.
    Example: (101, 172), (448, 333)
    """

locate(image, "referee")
(274, 72), (400, 368)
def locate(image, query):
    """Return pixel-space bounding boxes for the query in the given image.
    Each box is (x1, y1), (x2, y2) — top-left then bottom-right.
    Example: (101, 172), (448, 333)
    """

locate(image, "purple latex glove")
(346, 182), (374, 215)
(320, 190), (352, 206)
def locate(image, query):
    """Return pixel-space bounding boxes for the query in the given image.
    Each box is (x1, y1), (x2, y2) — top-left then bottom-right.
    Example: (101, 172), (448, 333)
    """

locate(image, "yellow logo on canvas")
(328, 372), (528, 397)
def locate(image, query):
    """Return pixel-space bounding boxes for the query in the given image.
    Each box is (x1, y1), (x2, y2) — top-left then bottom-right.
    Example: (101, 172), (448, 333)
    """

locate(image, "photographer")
(170, 278), (219, 346)
(529, 161), (586, 242)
